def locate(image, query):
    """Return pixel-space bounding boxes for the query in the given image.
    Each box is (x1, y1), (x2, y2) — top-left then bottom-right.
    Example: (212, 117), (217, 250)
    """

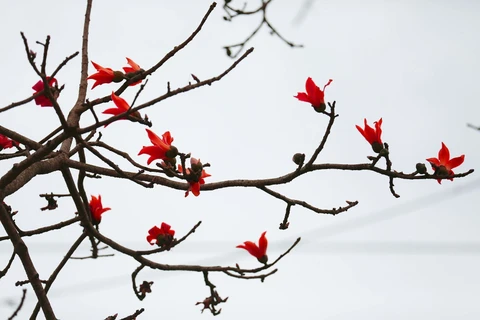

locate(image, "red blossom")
(178, 158), (211, 197)
(356, 118), (384, 153)
(147, 222), (175, 246)
(0, 134), (18, 151)
(426, 142), (465, 184)
(87, 61), (123, 89)
(89, 195), (111, 224)
(294, 77), (333, 112)
(32, 77), (58, 107)
(103, 92), (141, 126)
(123, 57), (143, 86)
(138, 129), (177, 164)
(237, 231), (268, 264)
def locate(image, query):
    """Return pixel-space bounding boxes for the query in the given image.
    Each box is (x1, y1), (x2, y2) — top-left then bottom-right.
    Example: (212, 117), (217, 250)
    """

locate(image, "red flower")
(426, 142), (465, 184)
(356, 118), (384, 153)
(178, 158), (211, 197)
(0, 134), (18, 151)
(103, 92), (141, 125)
(147, 222), (175, 246)
(237, 231), (268, 264)
(123, 57), (143, 86)
(32, 77), (58, 107)
(89, 195), (111, 224)
(138, 129), (178, 164)
(294, 77), (333, 112)
(87, 61), (124, 89)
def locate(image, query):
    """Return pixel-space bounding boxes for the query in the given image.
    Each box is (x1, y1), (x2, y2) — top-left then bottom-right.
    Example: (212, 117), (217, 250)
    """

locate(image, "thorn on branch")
(191, 74), (201, 83)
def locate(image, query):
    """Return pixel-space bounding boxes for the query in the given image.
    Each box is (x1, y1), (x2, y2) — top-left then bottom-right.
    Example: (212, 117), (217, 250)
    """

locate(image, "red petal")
(438, 142), (450, 165)
(146, 129), (170, 150)
(111, 92), (130, 111)
(102, 108), (124, 116)
(91, 61), (104, 70)
(125, 57), (140, 71)
(32, 80), (44, 92)
(162, 131), (174, 145)
(305, 77), (323, 106)
(374, 118), (383, 144)
(294, 92), (311, 103)
(446, 154), (465, 170)
(305, 77), (318, 97)
(237, 241), (261, 258)
(138, 146), (166, 164)
(426, 157), (441, 169)
(191, 182), (201, 196)
(258, 231), (268, 256)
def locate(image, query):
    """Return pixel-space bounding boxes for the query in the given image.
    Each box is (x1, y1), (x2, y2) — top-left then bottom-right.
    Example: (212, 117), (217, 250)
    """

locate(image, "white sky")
(1, 0), (479, 319)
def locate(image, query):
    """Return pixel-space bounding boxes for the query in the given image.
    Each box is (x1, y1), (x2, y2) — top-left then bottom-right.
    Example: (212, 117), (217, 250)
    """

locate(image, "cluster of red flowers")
(20, 66), (469, 260)
(294, 77), (466, 183)
(87, 58), (142, 89)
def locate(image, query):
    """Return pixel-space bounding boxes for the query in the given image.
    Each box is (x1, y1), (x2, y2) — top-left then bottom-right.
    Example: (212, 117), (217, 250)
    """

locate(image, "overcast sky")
(1, 0), (479, 319)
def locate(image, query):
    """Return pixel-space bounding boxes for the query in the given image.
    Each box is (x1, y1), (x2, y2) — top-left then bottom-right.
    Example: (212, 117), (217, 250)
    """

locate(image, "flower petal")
(258, 231), (268, 256)
(426, 157), (441, 168)
(438, 142), (450, 165)
(294, 92), (311, 103)
(446, 154), (465, 171)
(138, 146), (165, 165)
(237, 241), (261, 258)
(111, 92), (130, 111)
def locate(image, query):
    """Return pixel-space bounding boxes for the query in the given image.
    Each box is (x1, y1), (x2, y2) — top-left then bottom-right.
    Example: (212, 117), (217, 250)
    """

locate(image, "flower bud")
(191, 159), (203, 173)
(416, 163), (427, 174)
(292, 153), (305, 165)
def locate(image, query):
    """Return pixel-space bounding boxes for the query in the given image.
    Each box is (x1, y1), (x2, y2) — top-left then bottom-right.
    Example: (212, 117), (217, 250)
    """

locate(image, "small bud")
(416, 163), (427, 174)
(191, 159), (203, 173)
(292, 153), (305, 165)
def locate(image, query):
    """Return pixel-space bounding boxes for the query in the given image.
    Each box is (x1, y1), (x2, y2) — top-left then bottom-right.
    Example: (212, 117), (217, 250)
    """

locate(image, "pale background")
(0, 0), (479, 319)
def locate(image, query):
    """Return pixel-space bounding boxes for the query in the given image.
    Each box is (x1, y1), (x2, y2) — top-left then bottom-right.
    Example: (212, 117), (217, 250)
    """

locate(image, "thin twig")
(8, 289), (27, 320)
